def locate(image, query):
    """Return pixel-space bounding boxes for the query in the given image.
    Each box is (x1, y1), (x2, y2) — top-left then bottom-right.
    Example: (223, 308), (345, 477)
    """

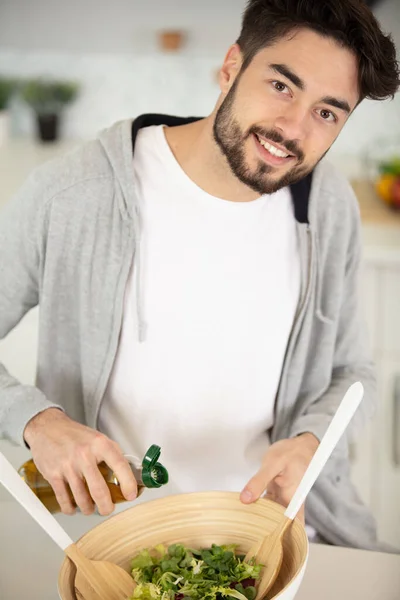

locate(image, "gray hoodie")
(0, 115), (394, 552)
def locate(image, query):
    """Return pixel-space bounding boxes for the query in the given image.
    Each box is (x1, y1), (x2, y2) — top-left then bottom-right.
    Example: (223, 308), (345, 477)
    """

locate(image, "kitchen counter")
(297, 544), (400, 600)
(0, 138), (80, 208)
(0, 499), (399, 599)
(352, 179), (400, 226)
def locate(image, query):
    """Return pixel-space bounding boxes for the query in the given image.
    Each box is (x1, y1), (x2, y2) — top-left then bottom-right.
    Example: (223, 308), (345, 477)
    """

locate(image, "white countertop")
(0, 499), (399, 600)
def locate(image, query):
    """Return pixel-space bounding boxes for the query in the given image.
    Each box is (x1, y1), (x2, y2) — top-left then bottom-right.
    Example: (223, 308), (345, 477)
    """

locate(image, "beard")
(213, 78), (323, 195)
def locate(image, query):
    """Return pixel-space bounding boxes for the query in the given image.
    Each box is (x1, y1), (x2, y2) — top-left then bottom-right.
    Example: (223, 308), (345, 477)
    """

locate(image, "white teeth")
(257, 135), (289, 158)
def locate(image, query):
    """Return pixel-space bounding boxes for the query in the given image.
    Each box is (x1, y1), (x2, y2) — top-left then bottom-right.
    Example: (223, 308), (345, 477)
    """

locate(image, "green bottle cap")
(141, 445), (169, 488)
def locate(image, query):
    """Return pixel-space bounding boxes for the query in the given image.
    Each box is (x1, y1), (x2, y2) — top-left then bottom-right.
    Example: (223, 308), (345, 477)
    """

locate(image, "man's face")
(213, 28), (360, 194)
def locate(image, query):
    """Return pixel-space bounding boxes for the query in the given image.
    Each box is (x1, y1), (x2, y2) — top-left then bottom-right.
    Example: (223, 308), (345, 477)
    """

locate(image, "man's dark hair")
(236, 0), (399, 101)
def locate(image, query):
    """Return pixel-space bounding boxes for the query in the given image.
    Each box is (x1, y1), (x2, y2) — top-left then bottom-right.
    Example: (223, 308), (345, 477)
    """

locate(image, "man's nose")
(273, 102), (309, 144)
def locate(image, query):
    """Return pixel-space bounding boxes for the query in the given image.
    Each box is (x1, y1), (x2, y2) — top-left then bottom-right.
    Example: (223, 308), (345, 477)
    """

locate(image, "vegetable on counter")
(375, 156), (400, 209)
(129, 543), (263, 600)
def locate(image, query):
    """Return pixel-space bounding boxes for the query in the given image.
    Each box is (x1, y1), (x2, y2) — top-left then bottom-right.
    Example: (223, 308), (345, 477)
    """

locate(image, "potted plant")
(0, 77), (16, 145)
(20, 78), (79, 142)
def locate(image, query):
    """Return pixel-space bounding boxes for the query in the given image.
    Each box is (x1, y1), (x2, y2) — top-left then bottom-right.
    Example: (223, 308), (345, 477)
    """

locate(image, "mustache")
(249, 127), (304, 162)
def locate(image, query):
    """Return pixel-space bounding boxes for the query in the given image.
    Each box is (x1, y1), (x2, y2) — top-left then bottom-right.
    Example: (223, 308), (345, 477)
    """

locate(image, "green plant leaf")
(20, 78), (79, 114)
(0, 76), (17, 110)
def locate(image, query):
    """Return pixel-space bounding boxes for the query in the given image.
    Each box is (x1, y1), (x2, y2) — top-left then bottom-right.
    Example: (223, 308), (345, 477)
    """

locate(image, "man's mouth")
(254, 133), (296, 163)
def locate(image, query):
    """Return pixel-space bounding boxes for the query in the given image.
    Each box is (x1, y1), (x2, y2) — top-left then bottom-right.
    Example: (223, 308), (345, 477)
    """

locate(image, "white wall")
(0, 0), (399, 161)
(331, 0), (400, 159)
(0, 0), (245, 55)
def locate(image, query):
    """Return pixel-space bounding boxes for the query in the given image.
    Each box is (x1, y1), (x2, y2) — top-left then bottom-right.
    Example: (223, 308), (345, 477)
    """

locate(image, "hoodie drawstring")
(134, 206), (147, 342)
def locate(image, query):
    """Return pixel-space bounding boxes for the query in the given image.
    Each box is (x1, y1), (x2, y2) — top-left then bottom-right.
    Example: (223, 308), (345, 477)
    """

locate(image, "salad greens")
(129, 543), (262, 600)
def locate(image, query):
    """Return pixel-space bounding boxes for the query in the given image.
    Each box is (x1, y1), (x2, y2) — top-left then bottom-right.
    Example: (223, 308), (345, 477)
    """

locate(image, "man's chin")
(261, 165), (312, 194)
(246, 174), (295, 195)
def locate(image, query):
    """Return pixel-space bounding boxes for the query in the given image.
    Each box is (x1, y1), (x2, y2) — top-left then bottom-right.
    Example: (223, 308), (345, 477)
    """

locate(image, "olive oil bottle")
(18, 444), (168, 514)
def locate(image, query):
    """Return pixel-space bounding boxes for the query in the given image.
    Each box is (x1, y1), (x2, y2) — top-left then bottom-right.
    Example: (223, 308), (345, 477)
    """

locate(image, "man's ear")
(218, 44), (243, 94)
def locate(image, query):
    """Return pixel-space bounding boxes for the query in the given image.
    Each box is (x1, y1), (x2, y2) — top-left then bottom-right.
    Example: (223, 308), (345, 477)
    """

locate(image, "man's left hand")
(240, 433), (319, 523)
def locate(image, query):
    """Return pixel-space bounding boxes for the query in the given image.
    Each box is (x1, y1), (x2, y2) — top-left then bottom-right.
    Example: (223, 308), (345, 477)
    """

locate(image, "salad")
(129, 543), (262, 600)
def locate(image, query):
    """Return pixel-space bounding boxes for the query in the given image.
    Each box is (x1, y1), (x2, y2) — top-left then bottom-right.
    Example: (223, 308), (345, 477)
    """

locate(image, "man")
(0, 0), (399, 550)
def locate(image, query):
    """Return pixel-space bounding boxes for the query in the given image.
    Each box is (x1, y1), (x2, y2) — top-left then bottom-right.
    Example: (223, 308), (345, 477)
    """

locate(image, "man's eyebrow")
(320, 96), (351, 114)
(270, 63), (305, 90)
(270, 63), (352, 114)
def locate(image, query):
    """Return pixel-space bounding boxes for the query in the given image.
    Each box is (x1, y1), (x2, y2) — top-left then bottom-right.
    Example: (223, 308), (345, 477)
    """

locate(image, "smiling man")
(0, 0), (399, 551)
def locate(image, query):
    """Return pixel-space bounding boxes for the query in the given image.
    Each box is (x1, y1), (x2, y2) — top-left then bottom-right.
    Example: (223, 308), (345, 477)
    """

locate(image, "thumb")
(240, 455), (284, 504)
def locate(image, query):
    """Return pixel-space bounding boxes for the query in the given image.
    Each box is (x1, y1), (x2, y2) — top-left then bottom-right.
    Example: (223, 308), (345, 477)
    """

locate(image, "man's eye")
(272, 81), (289, 93)
(318, 109), (337, 123)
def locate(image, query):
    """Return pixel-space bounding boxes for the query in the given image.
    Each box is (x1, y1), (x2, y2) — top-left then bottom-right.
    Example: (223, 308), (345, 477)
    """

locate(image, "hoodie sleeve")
(0, 169), (64, 447)
(289, 187), (377, 445)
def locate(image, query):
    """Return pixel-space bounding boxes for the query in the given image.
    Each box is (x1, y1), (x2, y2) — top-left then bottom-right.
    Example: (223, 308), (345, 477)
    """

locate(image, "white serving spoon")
(245, 381), (365, 600)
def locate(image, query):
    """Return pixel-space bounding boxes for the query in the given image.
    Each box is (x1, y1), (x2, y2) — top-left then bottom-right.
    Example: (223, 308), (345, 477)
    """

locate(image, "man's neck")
(163, 117), (262, 203)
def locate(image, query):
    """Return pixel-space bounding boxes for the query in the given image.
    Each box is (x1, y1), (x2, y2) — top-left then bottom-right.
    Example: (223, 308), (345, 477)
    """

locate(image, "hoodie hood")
(98, 118), (148, 340)
(98, 118), (139, 222)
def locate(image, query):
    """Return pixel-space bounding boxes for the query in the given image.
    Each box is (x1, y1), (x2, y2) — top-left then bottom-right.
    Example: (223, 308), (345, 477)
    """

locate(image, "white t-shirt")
(98, 125), (300, 498)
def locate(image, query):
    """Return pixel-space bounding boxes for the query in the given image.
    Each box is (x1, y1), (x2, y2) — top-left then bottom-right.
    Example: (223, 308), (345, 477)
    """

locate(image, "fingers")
(80, 461), (115, 515)
(51, 477), (77, 515)
(259, 480), (305, 524)
(263, 479), (280, 503)
(101, 446), (138, 503)
(242, 465), (304, 508)
(50, 467), (103, 516)
(270, 472), (298, 507)
(73, 439), (137, 515)
(265, 477), (300, 510)
(49, 457), (126, 517)
(67, 471), (95, 516)
(240, 455), (284, 503)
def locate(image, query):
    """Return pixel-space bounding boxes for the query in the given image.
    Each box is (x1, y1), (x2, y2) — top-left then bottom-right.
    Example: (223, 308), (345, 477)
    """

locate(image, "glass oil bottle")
(18, 444), (168, 514)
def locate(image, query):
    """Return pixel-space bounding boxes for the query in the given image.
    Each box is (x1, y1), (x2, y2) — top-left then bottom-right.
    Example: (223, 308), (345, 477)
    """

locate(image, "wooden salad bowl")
(58, 491), (308, 600)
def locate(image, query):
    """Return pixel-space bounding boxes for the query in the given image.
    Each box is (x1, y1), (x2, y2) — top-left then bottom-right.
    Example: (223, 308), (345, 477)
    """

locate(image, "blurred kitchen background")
(0, 1), (400, 595)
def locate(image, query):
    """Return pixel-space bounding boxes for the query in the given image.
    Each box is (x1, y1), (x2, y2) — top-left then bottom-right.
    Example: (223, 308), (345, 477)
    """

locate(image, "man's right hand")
(23, 408), (138, 516)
